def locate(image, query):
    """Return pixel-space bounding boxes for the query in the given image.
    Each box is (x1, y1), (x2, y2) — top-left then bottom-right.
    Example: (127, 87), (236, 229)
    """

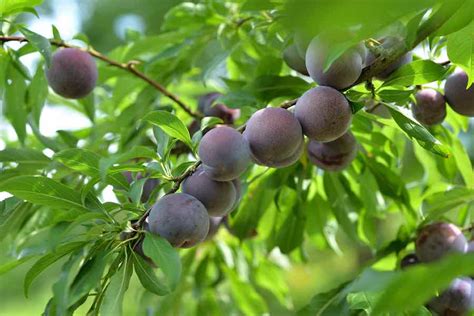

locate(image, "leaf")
(24, 241), (86, 297)
(69, 253), (108, 304)
(0, 256), (33, 276)
(132, 253), (169, 296)
(142, 233), (181, 291)
(298, 284), (349, 316)
(54, 148), (129, 190)
(0, 148), (50, 166)
(384, 103), (450, 158)
(382, 60), (449, 87)
(100, 255), (133, 316)
(0, 0), (43, 15)
(435, 0), (474, 36)
(0, 175), (90, 212)
(377, 88), (414, 103)
(19, 27), (52, 67)
(423, 187), (474, 219)
(372, 253), (474, 314)
(4, 61), (28, 144)
(28, 66), (48, 125)
(248, 75), (309, 102)
(447, 20), (474, 86)
(142, 111), (192, 148)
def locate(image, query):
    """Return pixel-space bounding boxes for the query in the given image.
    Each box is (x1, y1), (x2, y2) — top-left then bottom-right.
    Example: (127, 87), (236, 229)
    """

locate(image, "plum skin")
(283, 44), (309, 75)
(182, 168), (237, 217)
(415, 222), (467, 263)
(146, 193), (210, 248)
(199, 126), (251, 181)
(411, 89), (447, 126)
(444, 70), (474, 117)
(197, 92), (240, 124)
(46, 48), (98, 99)
(427, 278), (474, 315)
(307, 132), (357, 171)
(400, 253), (419, 269)
(243, 107), (304, 168)
(295, 86), (352, 142)
(305, 37), (363, 89)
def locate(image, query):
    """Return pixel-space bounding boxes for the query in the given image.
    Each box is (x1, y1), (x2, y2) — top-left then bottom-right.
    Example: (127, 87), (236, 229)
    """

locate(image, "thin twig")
(0, 36), (203, 119)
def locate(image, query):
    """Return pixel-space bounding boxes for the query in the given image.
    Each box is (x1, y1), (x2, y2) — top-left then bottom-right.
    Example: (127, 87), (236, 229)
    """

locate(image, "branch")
(0, 36), (203, 119)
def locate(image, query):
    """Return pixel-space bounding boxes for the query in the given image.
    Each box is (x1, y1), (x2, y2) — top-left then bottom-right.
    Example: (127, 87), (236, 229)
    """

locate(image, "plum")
(243, 107), (304, 167)
(182, 168), (237, 217)
(46, 48), (98, 99)
(283, 44), (309, 75)
(123, 171), (159, 203)
(411, 89), (446, 126)
(427, 278), (474, 316)
(146, 193), (210, 248)
(444, 70), (474, 117)
(415, 222), (467, 263)
(307, 132), (357, 171)
(400, 253), (419, 269)
(295, 86), (352, 142)
(198, 92), (240, 124)
(199, 126), (251, 181)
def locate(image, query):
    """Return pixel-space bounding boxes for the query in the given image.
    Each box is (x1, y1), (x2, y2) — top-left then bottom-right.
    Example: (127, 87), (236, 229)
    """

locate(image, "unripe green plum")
(444, 70), (474, 117)
(147, 193), (209, 248)
(295, 86), (352, 142)
(46, 48), (98, 99)
(415, 222), (467, 263)
(283, 44), (309, 75)
(243, 107), (304, 167)
(305, 37), (363, 89)
(411, 89), (446, 126)
(182, 168), (237, 217)
(199, 126), (251, 181)
(307, 132), (357, 171)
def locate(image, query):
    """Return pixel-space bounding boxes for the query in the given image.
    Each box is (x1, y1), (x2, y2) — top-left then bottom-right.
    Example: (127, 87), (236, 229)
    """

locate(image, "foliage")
(0, 0), (474, 315)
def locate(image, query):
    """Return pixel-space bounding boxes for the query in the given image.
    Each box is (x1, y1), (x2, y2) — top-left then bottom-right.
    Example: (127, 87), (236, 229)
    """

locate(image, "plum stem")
(0, 36), (204, 120)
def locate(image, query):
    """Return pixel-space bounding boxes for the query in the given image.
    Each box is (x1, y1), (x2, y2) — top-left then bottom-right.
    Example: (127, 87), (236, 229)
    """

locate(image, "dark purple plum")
(444, 70), (474, 117)
(205, 216), (224, 241)
(295, 86), (352, 142)
(427, 278), (474, 316)
(146, 193), (209, 248)
(182, 168), (237, 217)
(305, 37), (363, 89)
(283, 44), (309, 75)
(307, 132), (357, 171)
(411, 89), (446, 126)
(199, 126), (251, 181)
(415, 222), (467, 263)
(46, 48), (98, 99)
(198, 92), (240, 124)
(400, 253), (419, 269)
(123, 171), (160, 203)
(243, 107), (304, 168)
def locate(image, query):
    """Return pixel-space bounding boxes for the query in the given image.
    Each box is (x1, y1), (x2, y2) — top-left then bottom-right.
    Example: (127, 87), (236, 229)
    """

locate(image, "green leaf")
(435, 0), (474, 36)
(100, 255), (133, 316)
(0, 0), (43, 15)
(24, 241), (86, 297)
(0, 148), (50, 166)
(142, 233), (181, 291)
(19, 27), (52, 67)
(447, 20), (474, 86)
(423, 187), (474, 219)
(69, 253), (108, 304)
(54, 148), (129, 190)
(248, 75), (309, 102)
(382, 60), (449, 87)
(142, 110), (192, 148)
(377, 88), (414, 103)
(298, 284), (349, 316)
(0, 175), (91, 212)
(28, 66), (48, 125)
(4, 61), (28, 144)
(0, 256), (33, 276)
(384, 103), (450, 158)
(372, 253), (474, 314)
(132, 253), (170, 296)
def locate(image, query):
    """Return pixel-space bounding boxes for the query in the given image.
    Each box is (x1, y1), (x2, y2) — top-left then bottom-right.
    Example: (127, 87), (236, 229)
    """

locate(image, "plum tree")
(305, 37), (363, 89)
(182, 168), (237, 217)
(295, 86), (352, 142)
(427, 278), (474, 315)
(123, 171), (159, 203)
(283, 44), (309, 75)
(400, 253), (419, 269)
(199, 126), (251, 181)
(444, 70), (474, 117)
(243, 107), (304, 167)
(198, 92), (240, 124)
(365, 36), (412, 79)
(306, 132), (357, 171)
(46, 48), (98, 99)
(146, 193), (210, 248)
(415, 222), (467, 262)
(411, 88), (447, 126)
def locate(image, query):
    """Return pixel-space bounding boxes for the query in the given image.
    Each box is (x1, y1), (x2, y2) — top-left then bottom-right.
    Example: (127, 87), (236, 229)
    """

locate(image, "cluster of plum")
(401, 222), (474, 315)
